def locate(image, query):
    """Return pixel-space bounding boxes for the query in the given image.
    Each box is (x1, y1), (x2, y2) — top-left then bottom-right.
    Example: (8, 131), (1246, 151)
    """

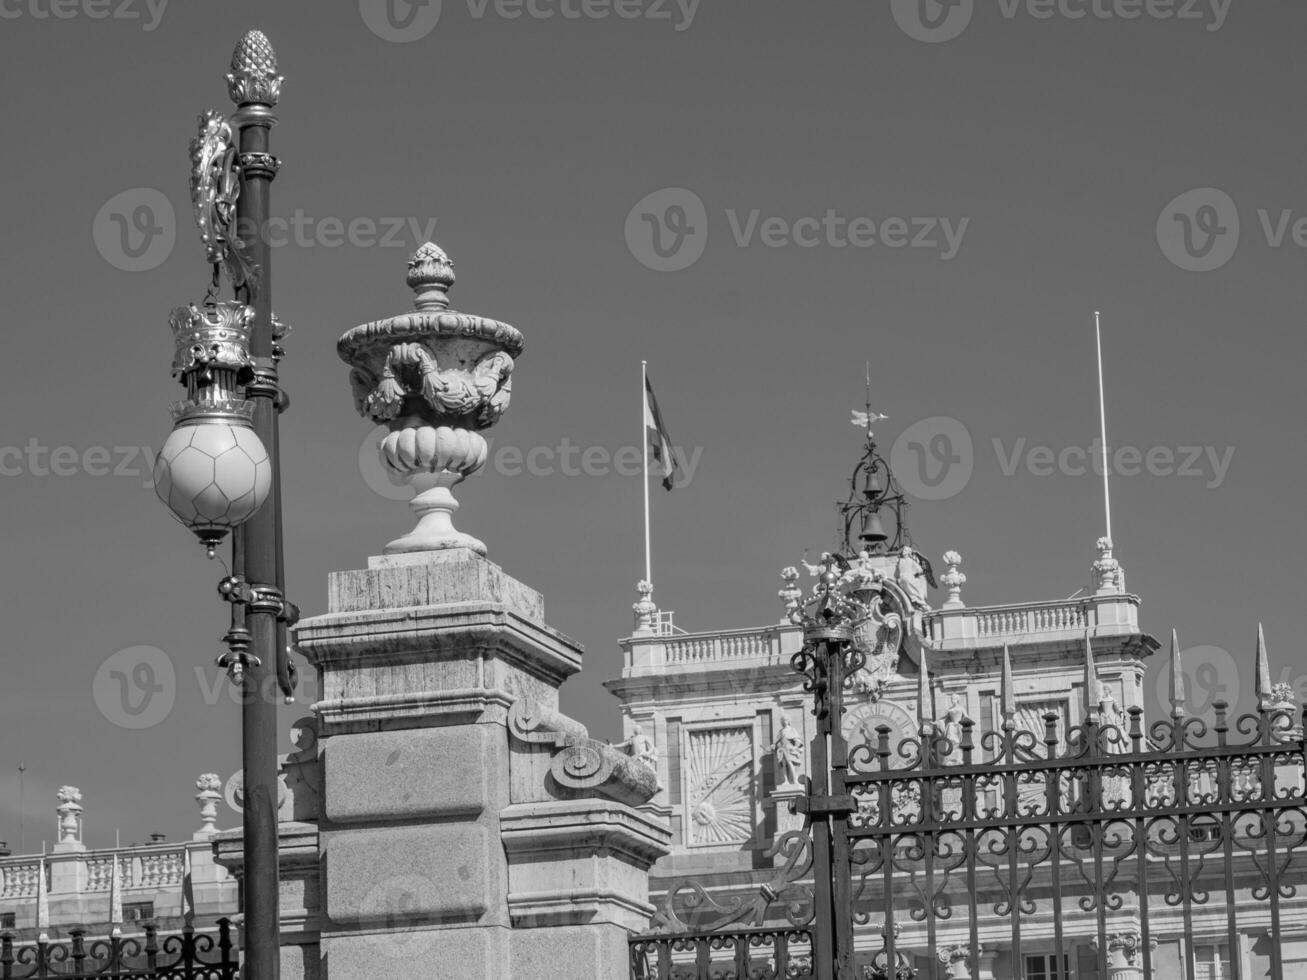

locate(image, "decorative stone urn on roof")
(339, 243), (522, 556)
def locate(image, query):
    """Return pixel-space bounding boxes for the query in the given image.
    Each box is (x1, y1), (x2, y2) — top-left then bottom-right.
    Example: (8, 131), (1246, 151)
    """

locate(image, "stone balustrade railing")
(0, 862), (41, 899)
(0, 845), (190, 899)
(625, 624), (801, 674)
(925, 592), (1141, 650)
(623, 594), (1142, 673)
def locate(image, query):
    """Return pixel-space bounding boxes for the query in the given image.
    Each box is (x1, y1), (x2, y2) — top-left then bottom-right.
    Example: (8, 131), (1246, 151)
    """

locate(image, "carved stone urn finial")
(940, 551), (966, 609)
(56, 786), (83, 846)
(340, 242), (523, 556)
(195, 774), (222, 838)
(778, 566), (802, 624)
(1093, 536), (1124, 595)
(632, 580), (657, 634)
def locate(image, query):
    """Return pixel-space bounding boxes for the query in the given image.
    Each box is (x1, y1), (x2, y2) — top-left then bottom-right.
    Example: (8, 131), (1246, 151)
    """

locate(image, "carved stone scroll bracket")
(508, 698), (658, 808)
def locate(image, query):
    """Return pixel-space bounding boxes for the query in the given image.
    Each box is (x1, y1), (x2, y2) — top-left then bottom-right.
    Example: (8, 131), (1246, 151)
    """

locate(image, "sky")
(0, 0), (1302, 850)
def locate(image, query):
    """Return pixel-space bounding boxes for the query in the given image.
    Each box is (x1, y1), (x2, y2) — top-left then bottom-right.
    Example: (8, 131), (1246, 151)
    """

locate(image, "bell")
(863, 470), (882, 499)
(859, 511), (889, 545)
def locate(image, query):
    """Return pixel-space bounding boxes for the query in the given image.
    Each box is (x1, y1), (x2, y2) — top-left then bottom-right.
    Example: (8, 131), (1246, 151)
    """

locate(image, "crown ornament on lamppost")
(154, 301), (272, 556)
(340, 242), (522, 556)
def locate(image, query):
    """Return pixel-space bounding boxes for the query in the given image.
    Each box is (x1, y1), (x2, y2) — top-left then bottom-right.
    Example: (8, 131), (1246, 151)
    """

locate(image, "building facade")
(607, 436), (1307, 979)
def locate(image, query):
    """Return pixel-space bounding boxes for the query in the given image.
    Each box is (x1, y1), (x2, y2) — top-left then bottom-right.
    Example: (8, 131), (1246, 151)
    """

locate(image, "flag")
(643, 375), (679, 490)
(181, 847), (196, 925)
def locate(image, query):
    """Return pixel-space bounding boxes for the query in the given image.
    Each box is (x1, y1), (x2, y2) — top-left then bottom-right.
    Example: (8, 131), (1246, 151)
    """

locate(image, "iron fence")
(0, 919), (237, 980)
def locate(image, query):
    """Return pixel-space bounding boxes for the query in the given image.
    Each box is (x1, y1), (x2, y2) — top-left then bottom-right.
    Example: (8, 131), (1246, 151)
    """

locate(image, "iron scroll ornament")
(189, 110), (257, 295)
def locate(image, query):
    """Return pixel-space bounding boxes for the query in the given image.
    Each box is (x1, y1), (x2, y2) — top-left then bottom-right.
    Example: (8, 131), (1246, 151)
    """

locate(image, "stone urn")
(339, 242), (523, 555)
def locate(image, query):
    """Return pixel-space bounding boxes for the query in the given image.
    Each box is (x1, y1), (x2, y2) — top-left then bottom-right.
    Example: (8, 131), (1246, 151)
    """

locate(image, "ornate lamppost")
(153, 31), (289, 980)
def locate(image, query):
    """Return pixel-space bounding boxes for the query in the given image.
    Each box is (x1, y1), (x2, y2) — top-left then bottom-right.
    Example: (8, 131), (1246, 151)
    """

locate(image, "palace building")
(607, 431), (1307, 979)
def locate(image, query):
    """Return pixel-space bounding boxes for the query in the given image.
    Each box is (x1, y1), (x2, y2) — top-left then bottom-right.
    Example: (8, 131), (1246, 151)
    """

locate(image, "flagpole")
(1095, 311), (1113, 543)
(641, 360), (652, 587)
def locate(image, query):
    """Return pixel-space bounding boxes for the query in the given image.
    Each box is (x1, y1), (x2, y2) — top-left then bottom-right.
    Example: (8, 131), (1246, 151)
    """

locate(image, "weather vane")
(850, 361), (887, 440)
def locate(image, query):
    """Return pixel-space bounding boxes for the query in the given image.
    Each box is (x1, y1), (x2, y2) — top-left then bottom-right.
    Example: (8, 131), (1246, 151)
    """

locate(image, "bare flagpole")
(642, 360), (652, 587)
(1095, 312), (1113, 543)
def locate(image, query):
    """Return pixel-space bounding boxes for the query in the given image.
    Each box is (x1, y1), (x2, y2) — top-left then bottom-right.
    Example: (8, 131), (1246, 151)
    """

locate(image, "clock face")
(684, 726), (756, 846)
(842, 699), (917, 768)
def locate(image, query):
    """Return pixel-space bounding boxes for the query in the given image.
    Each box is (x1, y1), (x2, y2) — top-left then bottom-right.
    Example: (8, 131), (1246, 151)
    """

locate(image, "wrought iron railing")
(0, 919), (237, 980)
(843, 704), (1307, 980)
(630, 927), (815, 980)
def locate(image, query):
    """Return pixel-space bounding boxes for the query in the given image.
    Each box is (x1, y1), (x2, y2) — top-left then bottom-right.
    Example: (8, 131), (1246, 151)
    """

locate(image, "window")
(1195, 944), (1231, 980)
(0, 913), (15, 930)
(123, 902), (154, 922)
(1025, 953), (1070, 979)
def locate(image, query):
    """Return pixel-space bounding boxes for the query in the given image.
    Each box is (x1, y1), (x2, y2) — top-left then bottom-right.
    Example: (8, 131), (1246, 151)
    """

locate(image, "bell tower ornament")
(340, 243), (522, 556)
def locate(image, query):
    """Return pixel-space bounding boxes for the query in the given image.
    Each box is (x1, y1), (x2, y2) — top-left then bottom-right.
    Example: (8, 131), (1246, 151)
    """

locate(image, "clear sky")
(0, 0), (1301, 849)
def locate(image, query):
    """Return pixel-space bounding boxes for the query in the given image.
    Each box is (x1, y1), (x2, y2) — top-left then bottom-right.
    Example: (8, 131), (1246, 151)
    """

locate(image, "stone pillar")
(295, 550), (670, 980)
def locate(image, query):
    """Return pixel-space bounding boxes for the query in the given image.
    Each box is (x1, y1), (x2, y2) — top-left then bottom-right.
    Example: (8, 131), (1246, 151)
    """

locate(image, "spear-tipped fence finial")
(917, 643), (932, 735)
(1256, 622), (1272, 710)
(1169, 628), (1186, 720)
(1084, 629), (1100, 725)
(1000, 643), (1015, 731)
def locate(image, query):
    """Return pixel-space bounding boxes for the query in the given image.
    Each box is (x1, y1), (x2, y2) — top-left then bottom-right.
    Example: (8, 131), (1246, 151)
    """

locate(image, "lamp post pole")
(227, 31), (285, 980)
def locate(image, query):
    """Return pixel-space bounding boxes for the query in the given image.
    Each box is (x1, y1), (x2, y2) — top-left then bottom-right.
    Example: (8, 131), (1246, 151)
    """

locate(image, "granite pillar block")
(324, 823), (493, 926)
(322, 724), (502, 823)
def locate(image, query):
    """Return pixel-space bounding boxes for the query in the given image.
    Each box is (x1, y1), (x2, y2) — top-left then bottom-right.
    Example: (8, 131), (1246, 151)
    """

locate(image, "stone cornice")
(295, 602), (583, 687)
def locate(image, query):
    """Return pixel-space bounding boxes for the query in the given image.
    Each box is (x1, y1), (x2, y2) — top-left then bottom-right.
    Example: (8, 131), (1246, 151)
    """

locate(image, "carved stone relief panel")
(683, 725), (756, 847)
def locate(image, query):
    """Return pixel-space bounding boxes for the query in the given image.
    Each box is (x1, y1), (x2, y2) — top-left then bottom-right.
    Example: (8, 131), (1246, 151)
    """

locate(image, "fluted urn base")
(379, 425), (489, 556)
(384, 471), (486, 556)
